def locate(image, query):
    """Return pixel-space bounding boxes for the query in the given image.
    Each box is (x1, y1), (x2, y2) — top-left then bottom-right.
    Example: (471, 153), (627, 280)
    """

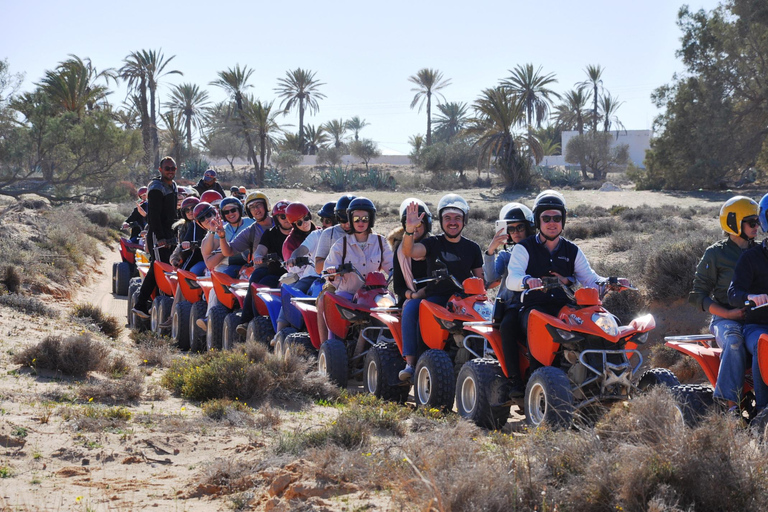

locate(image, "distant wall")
(207, 155), (413, 168)
(561, 129), (652, 168)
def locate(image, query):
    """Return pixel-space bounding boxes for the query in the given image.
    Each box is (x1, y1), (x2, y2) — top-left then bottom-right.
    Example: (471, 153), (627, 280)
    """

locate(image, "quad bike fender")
(154, 261), (176, 297)
(371, 311), (404, 354)
(248, 283), (271, 316)
(211, 271), (240, 310)
(282, 283), (310, 330)
(137, 263), (150, 279)
(324, 292), (354, 340)
(665, 340), (721, 388)
(176, 269), (204, 303)
(293, 300), (321, 349)
(758, 333), (768, 386)
(119, 238), (142, 265)
(419, 300), (474, 350)
(527, 309), (563, 366)
(256, 290), (282, 332)
(198, 277), (213, 301)
(463, 323), (511, 377)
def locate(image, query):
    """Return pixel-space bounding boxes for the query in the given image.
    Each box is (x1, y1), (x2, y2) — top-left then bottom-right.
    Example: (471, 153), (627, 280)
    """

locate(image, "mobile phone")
(495, 220), (508, 232)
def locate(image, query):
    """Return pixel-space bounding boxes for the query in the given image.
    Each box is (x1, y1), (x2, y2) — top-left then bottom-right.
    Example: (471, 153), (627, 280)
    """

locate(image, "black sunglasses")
(507, 224), (527, 233)
(276, 214), (287, 220)
(163, 166), (177, 171)
(540, 215), (562, 224)
(295, 215), (312, 227)
(182, 207), (194, 214)
(221, 208), (239, 216)
(744, 218), (760, 228)
(197, 209), (216, 222)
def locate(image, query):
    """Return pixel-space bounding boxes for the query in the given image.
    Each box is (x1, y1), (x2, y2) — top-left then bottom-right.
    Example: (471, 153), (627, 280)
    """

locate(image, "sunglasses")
(295, 215), (312, 227)
(507, 224), (527, 233)
(353, 216), (370, 223)
(540, 215), (563, 224)
(744, 218), (760, 228)
(163, 166), (177, 171)
(197, 210), (217, 222)
(276, 214), (287, 220)
(182, 207), (194, 214)
(221, 208), (239, 216)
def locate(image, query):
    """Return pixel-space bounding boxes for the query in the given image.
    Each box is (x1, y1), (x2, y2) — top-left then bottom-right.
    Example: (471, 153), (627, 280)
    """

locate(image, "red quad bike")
(150, 261), (179, 336)
(319, 263), (396, 389)
(127, 261), (152, 332)
(206, 266), (258, 352)
(113, 234), (143, 296)
(407, 269), (495, 410)
(276, 279), (326, 359)
(456, 277), (661, 430)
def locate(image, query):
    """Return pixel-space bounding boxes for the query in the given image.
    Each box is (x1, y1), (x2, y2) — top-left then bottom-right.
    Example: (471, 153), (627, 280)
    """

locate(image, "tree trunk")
(299, 101), (305, 155)
(139, 79), (152, 170)
(150, 85), (160, 169)
(593, 84), (599, 132)
(185, 112), (192, 150)
(259, 133), (266, 185)
(235, 93), (259, 186)
(426, 92), (432, 146)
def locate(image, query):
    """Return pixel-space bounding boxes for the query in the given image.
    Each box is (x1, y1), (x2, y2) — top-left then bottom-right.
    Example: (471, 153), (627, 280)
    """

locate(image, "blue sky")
(2, 0), (722, 154)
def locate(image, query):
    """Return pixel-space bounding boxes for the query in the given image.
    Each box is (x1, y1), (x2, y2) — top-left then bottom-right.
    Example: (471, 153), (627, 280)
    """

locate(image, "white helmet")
(437, 194), (469, 221)
(499, 202), (534, 225)
(399, 198), (433, 233)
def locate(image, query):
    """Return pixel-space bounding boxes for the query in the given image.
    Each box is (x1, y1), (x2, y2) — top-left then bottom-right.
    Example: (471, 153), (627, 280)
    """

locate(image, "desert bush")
(276, 411), (371, 455)
(1, 266), (21, 294)
(72, 303), (122, 339)
(564, 220), (613, 240)
(571, 204), (610, 219)
(271, 150), (302, 171)
(13, 334), (110, 377)
(643, 234), (713, 302)
(198, 458), (258, 495)
(601, 288), (648, 324)
(461, 218), (495, 248)
(201, 398), (253, 422)
(78, 372), (144, 404)
(130, 330), (175, 367)
(0, 293), (58, 317)
(61, 404), (132, 431)
(608, 231), (637, 252)
(318, 165), (359, 192)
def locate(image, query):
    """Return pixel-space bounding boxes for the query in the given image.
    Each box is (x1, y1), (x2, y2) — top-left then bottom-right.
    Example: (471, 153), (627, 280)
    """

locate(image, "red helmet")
(286, 202), (310, 224)
(200, 190), (223, 206)
(193, 202), (217, 222)
(272, 200), (291, 217)
(180, 197), (200, 212)
(137, 186), (148, 197)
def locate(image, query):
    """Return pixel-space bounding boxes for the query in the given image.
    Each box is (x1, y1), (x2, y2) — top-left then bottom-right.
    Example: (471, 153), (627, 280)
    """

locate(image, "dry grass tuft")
(72, 303), (122, 339)
(2, 266), (22, 294)
(78, 372), (144, 404)
(131, 330), (175, 367)
(13, 334), (110, 377)
(60, 403), (132, 432)
(201, 398), (253, 423)
(0, 293), (58, 318)
(198, 458), (258, 495)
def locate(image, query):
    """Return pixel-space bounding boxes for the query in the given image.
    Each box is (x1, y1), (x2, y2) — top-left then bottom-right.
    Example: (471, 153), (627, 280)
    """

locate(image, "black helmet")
(335, 194), (356, 223)
(533, 190), (567, 229)
(399, 197), (432, 234)
(346, 196), (377, 231)
(318, 201), (337, 220)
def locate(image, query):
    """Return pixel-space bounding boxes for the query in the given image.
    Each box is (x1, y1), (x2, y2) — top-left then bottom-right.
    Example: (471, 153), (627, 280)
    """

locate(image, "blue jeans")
(401, 295), (449, 357)
(711, 316), (747, 403)
(743, 324), (768, 410)
(189, 260), (207, 276)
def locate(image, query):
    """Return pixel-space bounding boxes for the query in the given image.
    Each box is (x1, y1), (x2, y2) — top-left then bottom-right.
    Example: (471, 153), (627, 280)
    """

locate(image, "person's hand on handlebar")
(748, 294), (768, 307)
(525, 277), (543, 289)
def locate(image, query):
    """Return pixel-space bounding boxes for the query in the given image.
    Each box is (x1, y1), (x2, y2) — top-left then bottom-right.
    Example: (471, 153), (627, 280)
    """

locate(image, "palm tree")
(303, 124), (330, 155)
(167, 83), (210, 149)
(323, 119), (347, 148)
(344, 116), (369, 141)
(138, 49), (182, 168)
(120, 52), (152, 166)
(275, 68), (326, 155)
(553, 88), (590, 135)
(502, 63), (560, 133)
(464, 87), (539, 189)
(38, 56), (114, 117)
(600, 92), (625, 134)
(210, 65), (260, 184)
(245, 97), (283, 174)
(160, 110), (185, 164)
(279, 132), (303, 153)
(432, 101), (469, 143)
(408, 68), (451, 146)
(578, 64), (604, 132)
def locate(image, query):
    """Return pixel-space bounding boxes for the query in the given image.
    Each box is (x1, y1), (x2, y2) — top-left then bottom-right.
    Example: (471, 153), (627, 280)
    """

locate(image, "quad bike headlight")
(592, 312), (619, 337)
(556, 328), (579, 341)
(375, 294), (395, 308)
(473, 301), (494, 321)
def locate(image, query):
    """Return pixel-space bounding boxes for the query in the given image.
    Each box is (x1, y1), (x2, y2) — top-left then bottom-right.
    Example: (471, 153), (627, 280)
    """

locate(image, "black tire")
(268, 327), (298, 355)
(456, 359), (511, 429)
(151, 296), (173, 334)
(111, 262), (118, 294)
(171, 301), (192, 350)
(637, 367), (680, 392)
(115, 262), (131, 296)
(363, 343), (409, 403)
(524, 366), (575, 430)
(414, 349), (455, 410)
(671, 384), (714, 427)
(189, 301), (208, 353)
(222, 311), (244, 351)
(247, 316), (275, 346)
(319, 338), (348, 388)
(206, 304), (229, 351)
(131, 289), (149, 332)
(284, 332), (317, 359)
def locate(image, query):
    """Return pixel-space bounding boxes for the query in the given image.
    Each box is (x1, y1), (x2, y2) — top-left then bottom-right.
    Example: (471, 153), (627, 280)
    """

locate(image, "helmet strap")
(539, 231), (560, 242)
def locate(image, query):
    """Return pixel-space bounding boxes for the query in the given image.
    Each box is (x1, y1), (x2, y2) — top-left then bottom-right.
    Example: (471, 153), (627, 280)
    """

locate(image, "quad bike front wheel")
(456, 359), (511, 430)
(364, 343), (409, 403)
(206, 305), (229, 351)
(114, 262), (131, 296)
(637, 367), (680, 392)
(222, 311), (243, 351)
(151, 296), (173, 334)
(414, 349), (455, 410)
(171, 301), (192, 351)
(524, 366), (575, 430)
(671, 384), (714, 427)
(284, 332), (316, 359)
(188, 301), (208, 353)
(270, 327), (298, 356)
(248, 316), (275, 346)
(319, 338), (348, 388)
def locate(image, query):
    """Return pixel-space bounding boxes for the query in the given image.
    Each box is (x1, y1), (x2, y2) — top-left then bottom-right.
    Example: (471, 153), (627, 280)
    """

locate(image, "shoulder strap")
(342, 237), (347, 266)
(377, 235), (384, 269)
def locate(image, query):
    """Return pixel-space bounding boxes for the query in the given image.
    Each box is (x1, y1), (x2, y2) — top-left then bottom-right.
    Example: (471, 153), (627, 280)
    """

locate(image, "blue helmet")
(219, 197), (243, 219)
(317, 201), (336, 219)
(759, 193), (768, 233)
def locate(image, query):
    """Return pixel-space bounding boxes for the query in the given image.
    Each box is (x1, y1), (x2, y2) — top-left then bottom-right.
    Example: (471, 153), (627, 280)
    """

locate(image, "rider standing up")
(502, 190), (610, 397)
(399, 194), (484, 382)
(132, 157), (179, 319)
(194, 168), (226, 197)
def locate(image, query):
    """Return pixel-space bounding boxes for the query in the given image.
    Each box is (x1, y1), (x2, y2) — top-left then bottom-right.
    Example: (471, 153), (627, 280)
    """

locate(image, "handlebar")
(746, 300), (768, 311)
(413, 267), (463, 291)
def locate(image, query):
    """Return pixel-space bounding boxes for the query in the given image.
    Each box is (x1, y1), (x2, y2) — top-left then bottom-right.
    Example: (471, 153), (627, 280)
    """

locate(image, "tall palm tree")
(344, 116), (368, 141)
(38, 56), (114, 117)
(553, 88), (590, 135)
(502, 63), (560, 133)
(167, 83), (210, 149)
(275, 68), (326, 155)
(432, 101), (469, 143)
(303, 124), (329, 155)
(120, 52), (152, 166)
(323, 119), (347, 148)
(408, 68), (451, 146)
(245, 97), (283, 175)
(160, 110), (185, 165)
(464, 87), (540, 188)
(578, 64), (604, 132)
(138, 49), (182, 168)
(210, 65), (260, 184)
(600, 92), (625, 134)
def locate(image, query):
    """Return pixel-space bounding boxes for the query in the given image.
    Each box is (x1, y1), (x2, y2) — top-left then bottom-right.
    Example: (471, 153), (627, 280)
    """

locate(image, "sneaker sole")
(132, 308), (150, 319)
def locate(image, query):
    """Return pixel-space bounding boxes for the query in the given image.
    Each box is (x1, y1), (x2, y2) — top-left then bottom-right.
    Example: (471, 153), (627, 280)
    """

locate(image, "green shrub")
(72, 303), (122, 339)
(201, 398), (252, 421)
(13, 334), (110, 377)
(318, 165), (359, 192)
(1, 266), (22, 294)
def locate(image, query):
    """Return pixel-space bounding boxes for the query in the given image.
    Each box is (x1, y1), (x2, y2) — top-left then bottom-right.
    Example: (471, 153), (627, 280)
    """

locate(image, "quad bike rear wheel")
(414, 349), (455, 410)
(637, 367), (680, 392)
(456, 359), (511, 429)
(524, 366), (574, 430)
(222, 311), (243, 351)
(247, 316), (275, 346)
(171, 301), (192, 350)
(284, 332), (316, 359)
(111, 263), (118, 294)
(188, 301), (208, 353)
(364, 343), (409, 403)
(151, 296), (173, 334)
(206, 304), (229, 351)
(319, 338), (348, 388)
(115, 262), (131, 296)
(270, 327), (298, 356)
(131, 290), (149, 332)
(671, 384), (714, 427)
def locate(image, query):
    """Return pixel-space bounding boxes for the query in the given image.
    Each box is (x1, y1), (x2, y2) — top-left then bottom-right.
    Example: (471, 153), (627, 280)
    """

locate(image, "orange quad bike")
(456, 277), (661, 429)
(150, 261), (178, 336)
(319, 263), (396, 389)
(206, 265), (258, 352)
(408, 268), (495, 410)
(112, 232), (143, 296)
(365, 305), (410, 403)
(171, 267), (211, 352)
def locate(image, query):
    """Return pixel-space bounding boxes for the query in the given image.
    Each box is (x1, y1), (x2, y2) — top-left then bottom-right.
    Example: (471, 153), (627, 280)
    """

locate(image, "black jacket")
(146, 177), (178, 242)
(729, 240), (768, 324)
(193, 179), (225, 197)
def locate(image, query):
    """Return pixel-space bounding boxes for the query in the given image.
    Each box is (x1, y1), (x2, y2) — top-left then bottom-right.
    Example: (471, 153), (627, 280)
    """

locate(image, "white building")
(541, 129), (652, 168)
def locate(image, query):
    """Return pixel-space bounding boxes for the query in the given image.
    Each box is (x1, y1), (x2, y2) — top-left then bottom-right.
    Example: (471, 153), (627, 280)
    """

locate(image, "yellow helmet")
(244, 191), (270, 218)
(720, 196), (758, 237)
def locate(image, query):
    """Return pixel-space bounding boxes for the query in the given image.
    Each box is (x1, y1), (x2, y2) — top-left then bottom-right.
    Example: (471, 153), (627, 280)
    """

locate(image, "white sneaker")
(399, 365), (414, 382)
